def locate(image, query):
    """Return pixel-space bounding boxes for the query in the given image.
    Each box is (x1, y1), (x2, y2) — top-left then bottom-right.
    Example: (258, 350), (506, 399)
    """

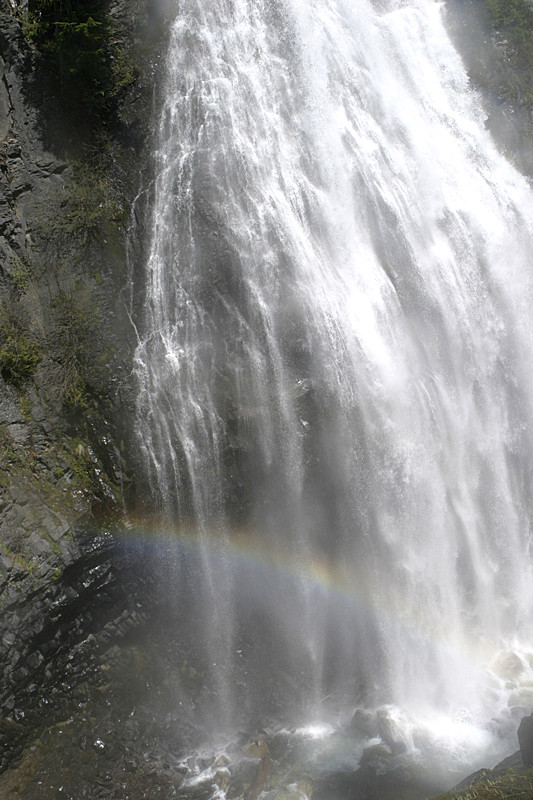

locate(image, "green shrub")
(8, 253), (34, 294)
(0, 308), (41, 388)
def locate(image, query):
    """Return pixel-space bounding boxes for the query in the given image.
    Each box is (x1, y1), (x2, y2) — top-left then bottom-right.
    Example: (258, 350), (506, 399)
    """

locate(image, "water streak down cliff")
(134, 0), (533, 760)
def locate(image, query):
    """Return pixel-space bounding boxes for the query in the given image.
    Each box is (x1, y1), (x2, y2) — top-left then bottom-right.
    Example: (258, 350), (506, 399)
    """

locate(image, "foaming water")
(134, 0), (533, 766)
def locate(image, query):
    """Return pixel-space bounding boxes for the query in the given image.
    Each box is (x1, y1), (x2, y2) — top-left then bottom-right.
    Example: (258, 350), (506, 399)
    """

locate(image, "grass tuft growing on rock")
(430, 767), (533, 800)
(0, 305), (41, 388)
(51, 289), (98, 410)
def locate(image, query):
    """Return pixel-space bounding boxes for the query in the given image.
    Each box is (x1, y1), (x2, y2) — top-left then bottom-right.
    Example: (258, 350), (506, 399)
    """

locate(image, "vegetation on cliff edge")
(430, 766), (533, 800)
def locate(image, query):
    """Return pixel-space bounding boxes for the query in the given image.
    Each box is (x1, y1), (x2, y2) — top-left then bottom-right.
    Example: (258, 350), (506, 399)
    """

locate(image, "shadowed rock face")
(518, 714), (533, 766)
(0, 527), (156, 772)
(0, 0), (167, 772)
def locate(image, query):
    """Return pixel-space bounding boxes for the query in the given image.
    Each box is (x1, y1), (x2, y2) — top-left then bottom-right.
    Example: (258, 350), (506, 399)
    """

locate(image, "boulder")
(348, 708), (379, 739)
(377, 708), (408, 754)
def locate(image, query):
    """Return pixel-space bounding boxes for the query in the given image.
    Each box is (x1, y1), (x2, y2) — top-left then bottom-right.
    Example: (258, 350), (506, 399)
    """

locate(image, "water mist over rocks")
(133, 0), (533, 786)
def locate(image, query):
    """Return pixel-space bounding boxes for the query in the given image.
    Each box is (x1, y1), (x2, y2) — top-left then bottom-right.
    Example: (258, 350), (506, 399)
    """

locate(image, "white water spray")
(134, 0), (533, 764)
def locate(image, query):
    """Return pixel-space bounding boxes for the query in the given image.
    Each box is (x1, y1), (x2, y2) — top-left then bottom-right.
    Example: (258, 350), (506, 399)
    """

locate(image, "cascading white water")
(134, 0), (533, 766)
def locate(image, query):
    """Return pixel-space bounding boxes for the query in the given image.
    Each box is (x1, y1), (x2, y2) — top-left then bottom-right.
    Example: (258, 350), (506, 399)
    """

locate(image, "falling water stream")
(134, 0), (533, 789)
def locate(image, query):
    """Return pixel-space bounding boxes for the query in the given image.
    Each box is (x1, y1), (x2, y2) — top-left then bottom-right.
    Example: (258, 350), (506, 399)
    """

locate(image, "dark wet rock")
(312, 769), (357, 800)
(348, 708), (379, 739)
(518, 714), (533, 766)
(349, 745), (436, 800)
(226, 756), (261, 798)
(0, 523), (158, 772)
(215, 767), (231, 789)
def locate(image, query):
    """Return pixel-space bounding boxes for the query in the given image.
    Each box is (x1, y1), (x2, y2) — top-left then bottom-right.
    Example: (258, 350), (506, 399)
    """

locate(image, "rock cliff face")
(0, 0), (169, 768)
(445, 0), (533, 179)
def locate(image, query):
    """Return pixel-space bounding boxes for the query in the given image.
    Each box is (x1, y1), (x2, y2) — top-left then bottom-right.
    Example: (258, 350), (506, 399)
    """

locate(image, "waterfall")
(134, 0), (533, 760)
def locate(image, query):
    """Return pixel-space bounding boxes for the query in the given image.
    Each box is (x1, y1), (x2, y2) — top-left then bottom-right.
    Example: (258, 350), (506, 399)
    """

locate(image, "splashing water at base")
(133, 0), (533, 775)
